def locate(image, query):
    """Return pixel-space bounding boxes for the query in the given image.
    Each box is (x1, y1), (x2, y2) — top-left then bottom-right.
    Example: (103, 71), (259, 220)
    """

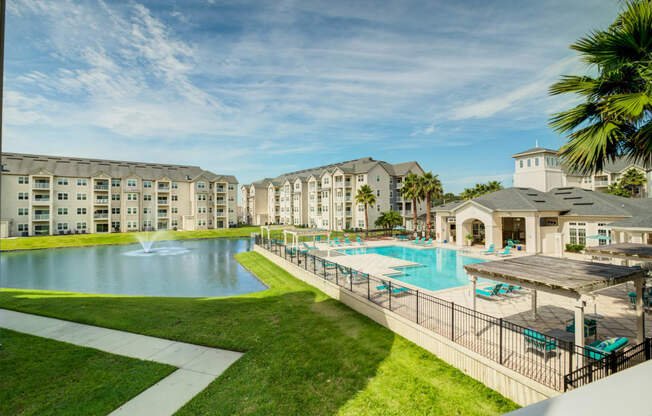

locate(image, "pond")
(0, 238), (266, 297)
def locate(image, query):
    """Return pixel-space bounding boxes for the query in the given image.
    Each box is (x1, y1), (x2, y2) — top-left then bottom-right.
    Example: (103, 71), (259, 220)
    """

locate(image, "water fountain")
(135, 230), (167, 253)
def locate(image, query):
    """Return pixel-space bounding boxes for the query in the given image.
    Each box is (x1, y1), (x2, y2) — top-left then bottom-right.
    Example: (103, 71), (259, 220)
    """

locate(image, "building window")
(112, 180), (121, 187)
(112, 194), (120, 200)
(376, 175), (380, 182)
(143, 181), (152, 188)
(172, 195), (178, 201)
(597, 223), (610, 246)
(143, 194), (152, 201)
(77, 193), (87, 200)
(57, 178), (69, 185)
(527, 159), (531, 167)
(519, 160), (523, 168)
(127, 179), (137, 187)
(197, 181), (206, 189)
(18, 192), (29, 200)
(112, 208), (120, 214)
(143, 208), (150, 214)
(535, 158), (539, 167)
(357, 175), (364, 182)
(569, 222), (586, 245)
(57, 193), (68, 200)
(18, 176), (29, 184)
(57, 208), (68, 215)
(18, 224), (28, 232)
(172, 182), (178, 189)
(57, 223), (69, 231)
(172, 207), (178, 214)
(77, 222), (87, 230)
(77, 208), (87, 215)
(77, 179), (87, 186)
(111, 221), (120, 230)
(127, 193), (138, 201)
(18, 208), (28, 216)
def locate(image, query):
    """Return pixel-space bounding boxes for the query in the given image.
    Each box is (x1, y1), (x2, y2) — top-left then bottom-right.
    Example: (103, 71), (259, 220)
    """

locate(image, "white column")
(575, 298), (586, 368)
(283, 231), (287, 245)
(531, 290), (537, 319)
(635, 277), (646, 343)
(469, 275), (478, 313)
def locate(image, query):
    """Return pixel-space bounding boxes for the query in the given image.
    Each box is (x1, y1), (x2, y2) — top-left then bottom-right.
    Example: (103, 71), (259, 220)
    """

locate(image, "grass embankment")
(0, 252), (518, 415)
(0, 328), (174, 416)
(0, 226), (263, 251)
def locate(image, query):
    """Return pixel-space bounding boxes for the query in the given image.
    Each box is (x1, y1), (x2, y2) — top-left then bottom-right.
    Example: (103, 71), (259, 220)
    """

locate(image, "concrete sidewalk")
(0, 309), (243, 415)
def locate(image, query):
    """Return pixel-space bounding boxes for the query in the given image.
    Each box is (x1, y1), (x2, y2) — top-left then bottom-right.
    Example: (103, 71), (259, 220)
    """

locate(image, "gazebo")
(282, 228), (331, 249)
(584, 243), (652, 267)
(464, 255), (648, 358)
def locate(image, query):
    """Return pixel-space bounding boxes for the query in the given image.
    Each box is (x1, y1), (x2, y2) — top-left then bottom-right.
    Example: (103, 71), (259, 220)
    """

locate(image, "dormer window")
(197, 181), (206, 189)
(527, 159), (531, 168)
(519, 160), (524, 168)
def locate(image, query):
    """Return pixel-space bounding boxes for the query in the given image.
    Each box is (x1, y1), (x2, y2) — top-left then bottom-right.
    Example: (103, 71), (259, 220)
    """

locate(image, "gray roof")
(563, 156), (651, 175)
(511, 147), (559, 158)
(607, 213), (652, 229)
(434, 186), (652, 223)
(244, 157), (419, 188)
(1, 152), (238, 183)
(472, 187), (568, 211)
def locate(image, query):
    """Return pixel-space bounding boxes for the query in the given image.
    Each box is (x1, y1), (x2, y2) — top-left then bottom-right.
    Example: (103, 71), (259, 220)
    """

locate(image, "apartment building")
(241, 157), (426, 231)
(0, 153), (238, 237)
(512, 146), (652, 197)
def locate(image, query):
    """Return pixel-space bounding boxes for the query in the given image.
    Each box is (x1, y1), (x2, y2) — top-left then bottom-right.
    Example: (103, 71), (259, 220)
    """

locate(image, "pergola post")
(283, 230), (287, 245)
(575, 297), (586, 368)
(635, 276), (646, 343)
(469, 274), (478, 335)
(531, 290), (537, 319)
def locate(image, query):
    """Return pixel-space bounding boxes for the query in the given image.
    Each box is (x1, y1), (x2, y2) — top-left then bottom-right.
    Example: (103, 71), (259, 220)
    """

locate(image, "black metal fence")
(564, 337), (652, 391)
(256, 236), (623, 391)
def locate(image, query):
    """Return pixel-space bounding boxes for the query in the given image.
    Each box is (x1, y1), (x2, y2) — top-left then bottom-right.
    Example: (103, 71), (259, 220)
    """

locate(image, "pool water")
(0, 238), (267, 297)
(339, 246), (486, 291)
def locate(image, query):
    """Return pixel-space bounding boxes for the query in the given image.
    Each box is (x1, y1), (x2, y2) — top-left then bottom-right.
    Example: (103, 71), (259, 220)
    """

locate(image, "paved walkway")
(0, 309), (242, 416)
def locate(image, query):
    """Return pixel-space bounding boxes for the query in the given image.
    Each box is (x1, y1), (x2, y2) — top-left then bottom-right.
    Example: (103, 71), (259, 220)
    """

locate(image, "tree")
(549, 1), (652, 173)
(620, 168), (648, 197)
(418, 172), (443, 239)
(355, 185), (376, 237)
(605, 182), (633, 197)
(460, 181), (504, 200)
(375, 210), (402, 235)
(400, 173), (421, 232)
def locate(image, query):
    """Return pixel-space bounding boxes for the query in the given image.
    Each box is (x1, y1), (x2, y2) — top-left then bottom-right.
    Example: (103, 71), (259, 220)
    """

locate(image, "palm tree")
(620, 168), (648, 197)
(375, 211), (388, 234)
(355, 185), (376, 237)
(384, 210), (403, 231)
(418, 172), (443, 239)
(400, 173), (421, 232)
(485, 181), (503, 193)
(605, 181), (632, 197)
(548, 1), (652, 173)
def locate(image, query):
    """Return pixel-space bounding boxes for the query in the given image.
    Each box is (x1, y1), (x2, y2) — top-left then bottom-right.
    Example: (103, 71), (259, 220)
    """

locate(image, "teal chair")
(498, 284), (520, 294)
(482, 244), (495, 255)
(523, 329), (557, 360)
(497, 247), (511, 256)
(356, 236), (365, 245)
(410, 237), (422, 245)
(627, 292), (652, 308)
(419, 238), (433, 246)
(344, 237), (352, 245)
(476, 284), (502, 297)
(333, 238), (342, 246)
(584, 337), (628, 360)
(565, 318), (598, 338)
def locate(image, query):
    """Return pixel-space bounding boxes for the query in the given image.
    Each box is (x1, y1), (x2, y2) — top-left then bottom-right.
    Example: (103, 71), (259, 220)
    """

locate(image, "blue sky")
(4, 0), (619, 193)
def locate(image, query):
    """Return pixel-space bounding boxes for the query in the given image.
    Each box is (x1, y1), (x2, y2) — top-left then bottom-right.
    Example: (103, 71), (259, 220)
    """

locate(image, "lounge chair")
(475, 284), (502, 297)
(523, 329), (557, 359)
(302, 242), (315, 251)
(344, 237), (352, 245)
(584, 337), (628, 360)
(627, 292), (652, 308)
(498, 284), (520, 294)
(410, 237), (422, 245)
(565, 318), (598, 338)
(496, 247), (511, 257)
(356, 236), (365, 245)
(324, 261), (336, 270)
(376, 282), (410, 294)
(482, 244), (495, 255)
(333, 238), (342, 246)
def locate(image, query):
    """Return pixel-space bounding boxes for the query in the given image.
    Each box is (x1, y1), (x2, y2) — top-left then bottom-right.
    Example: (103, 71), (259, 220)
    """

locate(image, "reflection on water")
(1, 238), (266, 297)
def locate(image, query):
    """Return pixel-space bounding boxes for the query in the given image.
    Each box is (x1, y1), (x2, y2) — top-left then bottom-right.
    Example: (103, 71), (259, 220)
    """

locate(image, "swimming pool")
(339, 246), (486, 292)
(1, 238), (267, 297)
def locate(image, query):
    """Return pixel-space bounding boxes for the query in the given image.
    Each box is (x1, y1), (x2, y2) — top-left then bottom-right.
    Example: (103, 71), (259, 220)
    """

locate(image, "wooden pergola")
(282, 228), (331, 249)
(260, 225), (296, 241)
(464, 255), (648, 358)
(584, 243), (652, 266)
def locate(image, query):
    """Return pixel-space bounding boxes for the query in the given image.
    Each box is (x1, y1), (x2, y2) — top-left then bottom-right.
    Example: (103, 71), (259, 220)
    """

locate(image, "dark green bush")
(565, 243), (585, 253)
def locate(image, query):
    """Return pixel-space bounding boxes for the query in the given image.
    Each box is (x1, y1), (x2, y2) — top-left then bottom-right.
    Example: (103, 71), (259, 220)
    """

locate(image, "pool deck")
(323, 253), (420, 276)
(309, 237), (651, 342)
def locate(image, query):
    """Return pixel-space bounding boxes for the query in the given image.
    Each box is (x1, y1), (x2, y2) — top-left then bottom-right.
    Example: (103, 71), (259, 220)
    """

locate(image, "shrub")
(565, 243), (585, 253)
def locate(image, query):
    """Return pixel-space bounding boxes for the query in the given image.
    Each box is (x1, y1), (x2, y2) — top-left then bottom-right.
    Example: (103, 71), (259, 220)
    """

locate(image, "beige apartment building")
(512, 146), (652, 197)
(0, 153), (238, 237)
(241, 157), (426, 231)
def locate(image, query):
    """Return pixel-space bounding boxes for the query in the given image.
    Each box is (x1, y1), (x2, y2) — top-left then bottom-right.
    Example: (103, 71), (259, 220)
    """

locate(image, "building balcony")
(157, 185), (170, 191)
(216, 187), (226, 193)
(215, 199), (226, 205)
(157, 214), (169, 219)
(595, 180), (609, 187)
(94, 199), (110, 206)
(157, 199), (169, 205)
(32, 197), (51, 204)
(94, 213), (109, 219)
(33, 182), (50, 189)
(215, 212), (226, 217)
(94, 184), (109, 191)
(33, 214), (50, 221)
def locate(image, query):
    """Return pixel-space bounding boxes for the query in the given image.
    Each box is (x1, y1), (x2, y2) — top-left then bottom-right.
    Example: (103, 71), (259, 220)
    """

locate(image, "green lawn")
(0, 226), (262, 251)
(0, 252), (518, 415)
(0, 328), (175, 416)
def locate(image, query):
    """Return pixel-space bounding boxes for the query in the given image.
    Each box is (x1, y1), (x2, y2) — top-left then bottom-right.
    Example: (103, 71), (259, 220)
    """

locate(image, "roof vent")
(526, 193), (539, 196)
(563, 196), (582, 200)
(573, 202), (594, 206)
(534, 200), (547, 203)
(554, 191), (572, 195)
